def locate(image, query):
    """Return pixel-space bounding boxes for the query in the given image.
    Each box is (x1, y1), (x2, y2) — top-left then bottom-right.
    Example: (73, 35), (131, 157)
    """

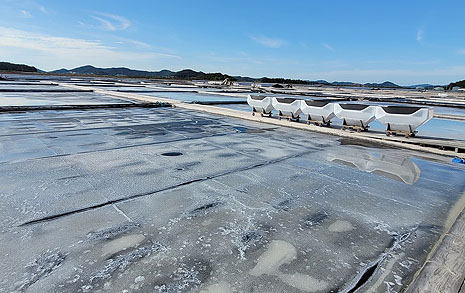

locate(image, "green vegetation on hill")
(260, 77), (308, 84)
(0, 62), (37, 72)
(51, 65), (236, 81)
(447, 79), (465, 90)
(365, 81), (401, 88)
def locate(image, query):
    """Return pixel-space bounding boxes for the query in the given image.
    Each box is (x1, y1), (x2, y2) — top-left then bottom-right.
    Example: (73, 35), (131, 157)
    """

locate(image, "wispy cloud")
(39, 5), (47, 13)
(250, 35), (285, 48)
(416, 29), (423, 41)
(92, 13), (131, 31)
(92, 16), (117, 31)
(0, 26), (178, 71)
(322, 43), (334, 51)
(457, 49), (465, 55)
(20, 10), (32, 18)
(127, 39), (151, 49)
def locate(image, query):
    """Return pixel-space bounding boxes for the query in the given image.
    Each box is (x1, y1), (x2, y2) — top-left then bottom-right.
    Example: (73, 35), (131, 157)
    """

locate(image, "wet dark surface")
(0, 89), (134, 107)
(0, 106), (464, 293)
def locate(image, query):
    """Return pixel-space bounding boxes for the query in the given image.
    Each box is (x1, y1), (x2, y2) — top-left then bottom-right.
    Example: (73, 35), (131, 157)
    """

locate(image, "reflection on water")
(326, 148), (421, 184)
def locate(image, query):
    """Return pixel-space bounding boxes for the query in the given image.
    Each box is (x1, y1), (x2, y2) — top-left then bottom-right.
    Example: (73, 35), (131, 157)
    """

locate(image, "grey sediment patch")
(235, 228), (269, 256)
(188, 201), (223, 216)
(64, 241), (166, 292)
(302, 211), (328, 227)
(176, 161), (202, 170)
(87, 222), (140, 241)
(221, 221), (272, 258)
(14, 250), (66, 292)
(152, 259), (212, 293)
(216, 152), (236, 158)
(115, 160), (146, 169)
(134, 169), (161, 176)
(272, 198), (292, 211)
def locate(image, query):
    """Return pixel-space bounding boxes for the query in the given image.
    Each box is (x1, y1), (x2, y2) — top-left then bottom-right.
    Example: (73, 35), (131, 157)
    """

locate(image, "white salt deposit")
(250, 240), (328, 292)
(328, 220), (355, 232)
(200, 281), (234, 293)
(249, 240), (297, 276)
(278, 272), (328, 292)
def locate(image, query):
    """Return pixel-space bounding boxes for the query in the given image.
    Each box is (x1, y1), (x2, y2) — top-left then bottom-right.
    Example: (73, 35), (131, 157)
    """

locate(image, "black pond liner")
(275, 98), (297, 103)
(303, 100), (332, 107)
(161, 152), (183, 157)
(250, 95), (267, 100)
(382, 105), (422, 114)
(338, 103), (370, 110)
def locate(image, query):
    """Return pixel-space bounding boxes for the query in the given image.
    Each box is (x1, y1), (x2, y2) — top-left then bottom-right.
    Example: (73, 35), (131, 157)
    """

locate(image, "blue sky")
(0, 0), (463, 84)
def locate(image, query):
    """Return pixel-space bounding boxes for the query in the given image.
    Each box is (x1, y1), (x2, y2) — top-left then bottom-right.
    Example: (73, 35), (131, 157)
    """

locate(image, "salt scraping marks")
(13, 250), (66, 292)
(250, 240), (329, 292)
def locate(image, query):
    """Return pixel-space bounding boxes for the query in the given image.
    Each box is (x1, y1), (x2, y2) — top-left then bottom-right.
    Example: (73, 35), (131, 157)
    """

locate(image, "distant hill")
(306, 80), (401, 88)
(364, 81), (400, 88)
(407, 84), (437, 89)
(332, 81), (361, 86)
(51, 65), (234, 81)
(0, 61), (38, 72)
(51, 65), (175, 78)
(446, 79), (465, 90)
(0, 62), (435, 89)
(308, 80), (330, 85)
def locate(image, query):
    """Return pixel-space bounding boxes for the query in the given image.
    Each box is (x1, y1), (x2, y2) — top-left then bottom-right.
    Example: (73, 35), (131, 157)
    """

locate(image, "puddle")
(101, 234), (146, 257)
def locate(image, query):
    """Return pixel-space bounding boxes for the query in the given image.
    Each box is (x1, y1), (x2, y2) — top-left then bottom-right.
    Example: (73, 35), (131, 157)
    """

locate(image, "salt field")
(0, 91), (135, 107)
(0, 74), (464, 293)
(2, 1), (465, 291)
(139, 91), (246, 103)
